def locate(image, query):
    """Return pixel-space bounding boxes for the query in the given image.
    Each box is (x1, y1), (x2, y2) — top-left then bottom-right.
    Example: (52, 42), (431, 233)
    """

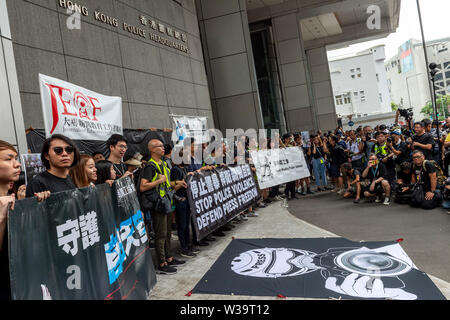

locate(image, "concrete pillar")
(0, 0), (27, 155)
(306, 46), (338, 132)
(196, 0), (264, 131)
(272, 12), (316, 133)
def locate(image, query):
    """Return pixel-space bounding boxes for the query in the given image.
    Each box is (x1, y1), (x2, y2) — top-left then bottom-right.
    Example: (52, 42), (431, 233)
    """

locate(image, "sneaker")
(274, 195), (284, 201)
(221, 225), (232, 231)
(375, 196), (382, 203)
(157, 265), (177, 275)
(317, 187), (323, 192)
(337, 189), (345, 195)
(190, 246), (200, 254)
(257, 202), (268, 208)
(353, 198), (360, 204)
(205, 235), (216, 241)
(167, 258), (186, 266)
(306, 189), (315, 194)
(383, 197), (390, 205)
(301, 189), (307, 196)
(240, 214), (249, 221)
(247, 211), (259, 217)
(195, 240), (209, 246)
(232, 217), (243, 224)
(180, 249), (196, 258)
(213, 230), (226, 237)
(264, 199), (273, 204)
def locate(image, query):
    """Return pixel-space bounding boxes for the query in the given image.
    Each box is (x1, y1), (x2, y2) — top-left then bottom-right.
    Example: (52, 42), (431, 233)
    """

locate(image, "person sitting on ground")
(69, 154), (97, 188)
(394, 161), (414, 205)
(410, 150), (443, 210)
(342, 163), (361, 203)
(361, 153), (391, 205)
(26, 134), (80, 198)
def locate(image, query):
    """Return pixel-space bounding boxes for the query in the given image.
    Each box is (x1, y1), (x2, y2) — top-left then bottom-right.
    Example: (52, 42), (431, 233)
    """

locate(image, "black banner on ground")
(187, 164), (260, 241)
(8, 177), (156, 300)
(193, 238), (446, 300)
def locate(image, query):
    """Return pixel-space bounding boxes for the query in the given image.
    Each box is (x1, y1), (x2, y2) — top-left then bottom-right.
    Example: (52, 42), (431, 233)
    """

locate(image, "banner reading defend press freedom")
(250, 147), (311, 189)
(8, 178), (156, 300)
(187, 164), (260, 241)
(39, 74), (123, 141)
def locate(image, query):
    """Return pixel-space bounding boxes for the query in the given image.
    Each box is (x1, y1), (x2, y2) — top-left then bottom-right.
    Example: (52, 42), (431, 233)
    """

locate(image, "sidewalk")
(148, 200), (450, 300)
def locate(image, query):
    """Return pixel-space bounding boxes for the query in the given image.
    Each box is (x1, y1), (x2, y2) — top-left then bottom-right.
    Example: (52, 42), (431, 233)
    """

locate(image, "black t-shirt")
(412, 133), (435, 160)
(397, 170), (412, 185)
(312, 146), (325, 159)
(392, 141), (409, 165)
(112, 162), (128, 179)
(365, 163), (388, 182)
(414, 161), (437, 192)
(171, 165), (188, 198)
(0, 226), (10, 300)
(329, 145), (347, 166)
(25, 171), (76, 197)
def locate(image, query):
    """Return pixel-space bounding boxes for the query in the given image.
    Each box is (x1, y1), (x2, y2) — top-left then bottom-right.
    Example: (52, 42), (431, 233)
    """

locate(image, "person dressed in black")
(411, 121), (434, 160)
(361, 153), (391, 205)
(389, 129), (410, 169)
(327, 135), (347, 193)
(410, 150), (443, 209)
(342, 162), (362, 203)
(26, 134), (80, 197)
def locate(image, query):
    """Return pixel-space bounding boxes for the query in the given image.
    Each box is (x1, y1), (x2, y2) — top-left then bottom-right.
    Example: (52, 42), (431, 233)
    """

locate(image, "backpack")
(423, 160), (446, 186)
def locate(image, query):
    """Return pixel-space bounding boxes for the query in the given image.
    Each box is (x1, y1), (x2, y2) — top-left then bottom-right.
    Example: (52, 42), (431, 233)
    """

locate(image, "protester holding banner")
(25, 134), (79, 198)
(94, 160), (116, 186)
(69, 154), (97, 188)
(106, 134), (132, 180)
(140, 139), (185, 274)
(0, 140), (21, 300)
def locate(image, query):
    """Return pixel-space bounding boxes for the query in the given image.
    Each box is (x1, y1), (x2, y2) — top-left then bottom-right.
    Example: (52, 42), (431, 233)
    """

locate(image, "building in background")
(0, 0), (401, 154)
(329, 45), (392, 120)
(386, 37), (450, 120)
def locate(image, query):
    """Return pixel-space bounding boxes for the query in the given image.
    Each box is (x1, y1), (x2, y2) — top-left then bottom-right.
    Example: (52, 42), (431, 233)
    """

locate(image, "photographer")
(394, 161), (414, 205)
(388, 129), (410, 169)
(410, 150), (443, 210)
(342, 162), (361, 204)
(371, 131), (396, 185)
(411, 121), (434, 160)
(361, 153), (391, 205)
(423, 119), (442, 166)
(327, 135), (347, 193)
(347, 130), (365, 171)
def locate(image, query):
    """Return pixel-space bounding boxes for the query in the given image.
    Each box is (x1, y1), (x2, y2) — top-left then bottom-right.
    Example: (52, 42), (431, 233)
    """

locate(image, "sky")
(327, 0), (450, 61)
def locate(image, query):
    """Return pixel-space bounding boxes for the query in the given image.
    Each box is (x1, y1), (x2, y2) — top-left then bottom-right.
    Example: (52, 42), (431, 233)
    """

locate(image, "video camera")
(398, 108), (414, 122)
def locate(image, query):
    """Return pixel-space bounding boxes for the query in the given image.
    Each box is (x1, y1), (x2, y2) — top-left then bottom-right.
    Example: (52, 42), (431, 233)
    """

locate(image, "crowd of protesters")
(3, 110), (450, 299)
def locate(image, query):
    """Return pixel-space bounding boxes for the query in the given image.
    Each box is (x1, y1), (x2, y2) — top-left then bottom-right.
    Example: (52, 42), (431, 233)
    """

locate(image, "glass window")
(360, 91), (365, 102)
(351, 75), (355, 79)
(335, 95), (343, 105)
(354, 92), (358, 97)
(343, 93), (351, 104)
(379, 93), (383, 102)
(357, 73), (362, 78)
(445, 71), (450, 79)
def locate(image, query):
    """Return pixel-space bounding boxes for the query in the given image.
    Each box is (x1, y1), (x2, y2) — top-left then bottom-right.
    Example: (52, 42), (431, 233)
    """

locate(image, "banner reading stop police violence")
(8, 178), (156, 300)
(39, 74), (122, 140)
(187, 164), (260, 241)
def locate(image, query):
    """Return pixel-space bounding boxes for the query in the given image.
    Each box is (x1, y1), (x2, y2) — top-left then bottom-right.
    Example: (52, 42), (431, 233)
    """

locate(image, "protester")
(347, 130), (365, 171)
(69, 154), (97, 188)
(361, 153), (391, 205)
(410, 150), (443, 209)
(94, 160), (116, 186)
(372, 131), (396, 185)
(341, 163), (362, 203)
(310, 134), (329, 191)
(106, 134), (132, 180)
(92, 151), (105, 162)
(140, 139), (185, 274)
(327, 135), (347, 193)
(124, 153), (143, 173)
(282, 133), (299, 200)
(26, 134), (79, 197)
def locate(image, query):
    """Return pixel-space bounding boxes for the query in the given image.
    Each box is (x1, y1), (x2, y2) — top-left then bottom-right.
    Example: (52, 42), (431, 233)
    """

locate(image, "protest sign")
(250, 147), (310, 189)
(39, 74), (122, 141)
(170, 115), (208, 145)
(8, 177), (156, 300)
(21, 153), (46, 185)
(187, 164), (260, 241)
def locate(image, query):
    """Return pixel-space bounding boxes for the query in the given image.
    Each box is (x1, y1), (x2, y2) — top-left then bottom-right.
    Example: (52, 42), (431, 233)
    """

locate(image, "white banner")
(170, 115), (208, 145)
(250, 147), (310, 189)
(21, 153), (46, 185)
(39, 74), (122, 140)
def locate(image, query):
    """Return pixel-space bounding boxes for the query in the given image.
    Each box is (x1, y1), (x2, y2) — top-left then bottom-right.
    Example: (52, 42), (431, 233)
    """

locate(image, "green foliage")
(391, 102), (399, 112)
(421, 95), (450, 120)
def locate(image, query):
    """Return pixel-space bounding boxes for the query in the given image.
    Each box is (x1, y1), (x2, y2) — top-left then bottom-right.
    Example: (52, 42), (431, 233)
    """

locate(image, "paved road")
(287, 191), (450, 283)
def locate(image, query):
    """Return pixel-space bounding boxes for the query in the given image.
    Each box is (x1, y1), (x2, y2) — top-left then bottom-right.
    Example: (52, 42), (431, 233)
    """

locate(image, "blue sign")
(348, 121), (354, 127)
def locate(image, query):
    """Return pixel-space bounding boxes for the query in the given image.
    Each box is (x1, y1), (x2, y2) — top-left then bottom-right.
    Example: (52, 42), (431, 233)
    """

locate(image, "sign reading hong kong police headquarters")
(58, 0), (189, 54)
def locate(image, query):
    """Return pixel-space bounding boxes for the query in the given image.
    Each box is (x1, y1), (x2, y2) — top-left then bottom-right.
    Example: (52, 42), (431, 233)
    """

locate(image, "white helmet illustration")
(231, 248), (321, 278)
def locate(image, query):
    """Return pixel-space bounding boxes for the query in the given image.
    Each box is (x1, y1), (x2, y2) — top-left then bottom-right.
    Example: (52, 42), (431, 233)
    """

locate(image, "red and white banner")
(39, 74), (122, 141)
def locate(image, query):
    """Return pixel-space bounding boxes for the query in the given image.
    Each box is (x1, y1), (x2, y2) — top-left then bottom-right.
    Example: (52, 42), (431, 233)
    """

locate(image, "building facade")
(386, 37), (450, 120)
(0, 0), (401, 154)
(329, 45), (391, 119)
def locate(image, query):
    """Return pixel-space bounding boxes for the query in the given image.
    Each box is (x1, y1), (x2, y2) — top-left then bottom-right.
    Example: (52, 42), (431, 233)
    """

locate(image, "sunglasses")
(53, 146), (75, 155)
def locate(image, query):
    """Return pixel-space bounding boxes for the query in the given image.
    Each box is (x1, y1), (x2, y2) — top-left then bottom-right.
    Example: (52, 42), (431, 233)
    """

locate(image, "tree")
(421, 95), (450, 120)
(391, 102), (399, 112)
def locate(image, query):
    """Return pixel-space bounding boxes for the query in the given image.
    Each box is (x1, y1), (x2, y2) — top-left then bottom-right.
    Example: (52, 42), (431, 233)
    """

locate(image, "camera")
(398, 108), (414, 122)
(387, 137), (393, 143)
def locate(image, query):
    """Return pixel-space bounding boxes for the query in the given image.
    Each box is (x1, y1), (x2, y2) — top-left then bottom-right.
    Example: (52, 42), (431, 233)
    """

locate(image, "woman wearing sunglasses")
(25, 134), (80, 198)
